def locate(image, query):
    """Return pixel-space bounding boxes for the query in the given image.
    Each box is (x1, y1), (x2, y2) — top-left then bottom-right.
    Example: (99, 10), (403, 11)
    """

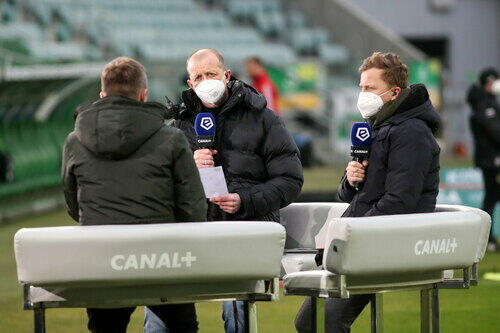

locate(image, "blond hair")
(359, 52), (408, 89)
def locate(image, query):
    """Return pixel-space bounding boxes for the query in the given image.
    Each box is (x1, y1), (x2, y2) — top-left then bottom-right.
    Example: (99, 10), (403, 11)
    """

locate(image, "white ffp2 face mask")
(492, 80), (500, 96)
(356, 89), (391, 118)
(194, 76), (226, 105)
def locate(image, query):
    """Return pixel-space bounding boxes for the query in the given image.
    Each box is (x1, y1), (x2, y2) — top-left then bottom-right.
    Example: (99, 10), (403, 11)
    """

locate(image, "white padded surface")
(284, 269), (444, 293)
(14, 222), (285, 287)
(280, 203), (348, 249)
(323, 209), (490, 275)
(434, 205), (491, 261)
(284, 270), (339, 291)
(281, 253), (318, 276)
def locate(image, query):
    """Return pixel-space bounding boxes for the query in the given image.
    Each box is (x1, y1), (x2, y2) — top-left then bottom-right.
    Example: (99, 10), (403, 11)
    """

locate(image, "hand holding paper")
(210, 193), (241, 214)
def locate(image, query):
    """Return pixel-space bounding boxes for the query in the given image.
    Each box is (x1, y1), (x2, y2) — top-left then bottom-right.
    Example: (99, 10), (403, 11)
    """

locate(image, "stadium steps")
(209, 0), (350, 64)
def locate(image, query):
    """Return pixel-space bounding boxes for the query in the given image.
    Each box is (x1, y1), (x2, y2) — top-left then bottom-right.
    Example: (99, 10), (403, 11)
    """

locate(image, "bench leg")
(421, 288), (440, 333)
(421, 289), (431, 333)
(431, 289), (440, 333)
(34, 307), (46, 333)
(244, 301), (258, 333)
(371, 294), (384, 333)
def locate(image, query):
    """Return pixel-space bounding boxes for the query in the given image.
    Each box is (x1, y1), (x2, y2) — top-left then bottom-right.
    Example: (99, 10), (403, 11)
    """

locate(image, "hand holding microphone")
(194, 113), (217, 168)
(194, 149), (217, 168)
(349, 122), (374, 188)
(346, 160), (368, 187)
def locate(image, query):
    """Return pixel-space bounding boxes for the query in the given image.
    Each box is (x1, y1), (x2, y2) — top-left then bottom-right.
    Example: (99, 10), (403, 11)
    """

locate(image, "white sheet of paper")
(198, 166), (229, 198)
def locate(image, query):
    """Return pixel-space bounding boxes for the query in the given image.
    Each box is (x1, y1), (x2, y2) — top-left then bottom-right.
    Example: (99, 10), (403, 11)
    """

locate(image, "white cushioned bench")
(14, 221), (285, 332)
(280, 202), (347, 277)
(280, 203), (490, 332)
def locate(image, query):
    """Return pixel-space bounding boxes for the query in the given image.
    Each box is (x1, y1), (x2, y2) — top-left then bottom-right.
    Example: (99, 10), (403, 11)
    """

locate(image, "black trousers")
(295, 295), (374, 333)
(482, 169), (500, 242)
(87, 303), (198, 333)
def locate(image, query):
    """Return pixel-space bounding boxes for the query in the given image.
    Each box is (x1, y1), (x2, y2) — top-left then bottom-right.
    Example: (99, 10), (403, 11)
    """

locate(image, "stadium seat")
(254, 10), (286, 37)
(319, 43), (350, 65)
(1, 2), (18, 23)
(288, 10), (307, 28)
(99, 0), (197, 12)
(0, 23), (43, 41)
(25, 0), (52, 27)
(26, 41), (86, 61)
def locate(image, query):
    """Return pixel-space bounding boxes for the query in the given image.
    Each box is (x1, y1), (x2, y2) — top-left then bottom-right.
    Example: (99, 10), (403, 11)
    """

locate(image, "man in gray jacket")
(62, 57), (206, 332)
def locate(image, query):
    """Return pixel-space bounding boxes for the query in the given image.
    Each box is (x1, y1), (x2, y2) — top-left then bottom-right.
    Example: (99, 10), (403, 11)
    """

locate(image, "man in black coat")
(143, 49), (303, 333)
(295, 52), (441, 333)
(176, 49), (303, 223)
(467, 67), (500, 251)
(63, 57), (207, 333)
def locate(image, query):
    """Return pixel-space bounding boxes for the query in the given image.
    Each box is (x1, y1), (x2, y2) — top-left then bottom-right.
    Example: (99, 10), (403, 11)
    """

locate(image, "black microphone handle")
(350, 156), (367, 190)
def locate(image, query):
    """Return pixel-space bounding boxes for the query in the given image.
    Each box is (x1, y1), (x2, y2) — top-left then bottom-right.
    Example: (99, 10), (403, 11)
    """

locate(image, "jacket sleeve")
(234, 113), (303, 219)
(472, 102), (500, 148)
(171, 129), (208, 222)
(62, 135), (79, 222)
(338, 172), (357, 203)
(364, 124), (437, 216)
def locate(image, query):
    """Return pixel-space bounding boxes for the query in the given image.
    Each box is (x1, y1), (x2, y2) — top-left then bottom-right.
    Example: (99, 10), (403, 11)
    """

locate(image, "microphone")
(350, 122), (373, 162)
(194, 113), (216, 149)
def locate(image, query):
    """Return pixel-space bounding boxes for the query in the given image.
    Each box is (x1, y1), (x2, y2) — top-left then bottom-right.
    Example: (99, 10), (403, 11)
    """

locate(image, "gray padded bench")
(14, 221), (285, 333)
(280, 203), (490, 333)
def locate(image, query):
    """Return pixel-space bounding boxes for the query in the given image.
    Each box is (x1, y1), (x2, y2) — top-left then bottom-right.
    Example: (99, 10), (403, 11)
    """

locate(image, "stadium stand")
(0, 0), (352, 201)
(0, 78), (99, 200)
(1, 0), (350, 65)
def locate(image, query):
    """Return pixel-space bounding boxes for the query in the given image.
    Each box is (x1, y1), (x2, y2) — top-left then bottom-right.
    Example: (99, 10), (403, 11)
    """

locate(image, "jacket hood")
(75, 95), (167, 160)
(166, 77), (267, 120)
(386, 84), (441, 134)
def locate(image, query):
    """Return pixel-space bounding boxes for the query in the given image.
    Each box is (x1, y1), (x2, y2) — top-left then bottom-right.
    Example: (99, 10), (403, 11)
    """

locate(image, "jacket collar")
(373, 84), (440, 134)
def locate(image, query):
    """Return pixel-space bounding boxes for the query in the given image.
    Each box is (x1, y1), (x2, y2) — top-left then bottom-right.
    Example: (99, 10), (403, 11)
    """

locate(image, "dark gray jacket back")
(339, 84), (441, 217)
(62, 95), (207, 225)
(168, 79), (303, 222)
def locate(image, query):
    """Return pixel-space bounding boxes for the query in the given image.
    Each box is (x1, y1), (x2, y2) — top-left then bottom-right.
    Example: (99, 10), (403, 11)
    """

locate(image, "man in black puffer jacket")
(295, 52), (441, 333)
(467, 68), (500, 251)
(172, 50), (303, 224)
(63, 57), (206, 333)
(143, 49), (303, 333)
